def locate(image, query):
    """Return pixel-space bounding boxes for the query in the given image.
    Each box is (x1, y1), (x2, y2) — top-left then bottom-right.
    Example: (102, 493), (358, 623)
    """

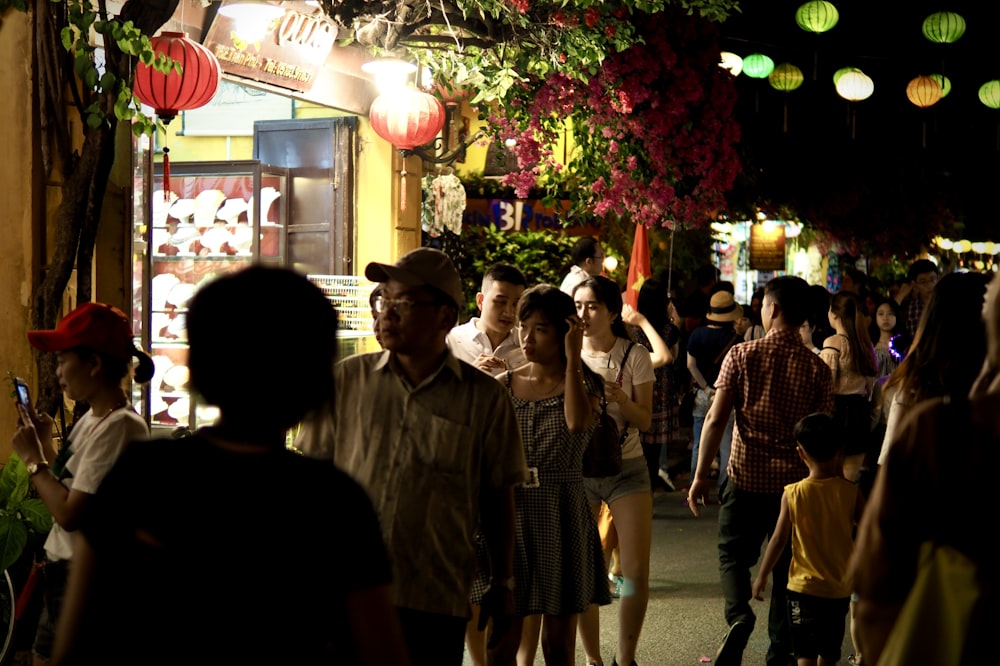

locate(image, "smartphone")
(13, 377), (30, 411)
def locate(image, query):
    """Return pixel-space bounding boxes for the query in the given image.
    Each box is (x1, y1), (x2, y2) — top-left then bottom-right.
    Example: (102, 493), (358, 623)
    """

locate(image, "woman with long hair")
(488, 284), (610, 666)
(573, 276), (655, 666)
(820, 291), (878, 482)
(878, 271), (990, 465)
(11, 302), (154, 664)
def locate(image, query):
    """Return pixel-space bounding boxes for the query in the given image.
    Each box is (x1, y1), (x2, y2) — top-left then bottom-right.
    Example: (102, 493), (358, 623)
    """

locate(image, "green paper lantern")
(796, 1), (840, 34)
(833, 67), (862, 86)
(922, 12), (966, 44)
(929, 73), (951, 98)
(979, 81), (1000, 109)
(769, 63), (804, 92)
(742, 53), (775, 79)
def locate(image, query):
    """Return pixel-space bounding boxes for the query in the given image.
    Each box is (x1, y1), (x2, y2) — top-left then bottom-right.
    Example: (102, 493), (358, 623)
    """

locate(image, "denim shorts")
(33, 559), (70, 659)
(584, 456), (651, 505)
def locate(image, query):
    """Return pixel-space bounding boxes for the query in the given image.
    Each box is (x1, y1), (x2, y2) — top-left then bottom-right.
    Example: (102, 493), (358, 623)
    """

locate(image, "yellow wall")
(0, 12), (40, 458)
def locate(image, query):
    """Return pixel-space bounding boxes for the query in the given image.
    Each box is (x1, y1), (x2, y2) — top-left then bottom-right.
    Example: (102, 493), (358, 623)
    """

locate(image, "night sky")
(717, 0), (1000, 248)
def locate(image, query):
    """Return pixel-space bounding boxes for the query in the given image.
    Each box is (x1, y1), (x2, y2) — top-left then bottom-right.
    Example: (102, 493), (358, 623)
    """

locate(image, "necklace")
(527, 365), (564, 398)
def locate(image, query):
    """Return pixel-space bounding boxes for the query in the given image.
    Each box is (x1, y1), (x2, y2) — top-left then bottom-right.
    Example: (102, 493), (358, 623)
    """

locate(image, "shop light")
(785, 221), (803, 238)
(218, 1), (286, 42)
(362, 58), (418, 95)
(604, 255), (619, 272)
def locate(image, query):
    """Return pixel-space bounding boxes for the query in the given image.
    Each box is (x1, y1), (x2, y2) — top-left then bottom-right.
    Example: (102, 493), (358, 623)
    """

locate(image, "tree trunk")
(31, 0), (179, 416)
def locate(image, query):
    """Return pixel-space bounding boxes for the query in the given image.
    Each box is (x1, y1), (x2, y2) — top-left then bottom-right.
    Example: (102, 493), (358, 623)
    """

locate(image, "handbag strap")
(712, 333), (740, 368)
(615, 341), (635, 439)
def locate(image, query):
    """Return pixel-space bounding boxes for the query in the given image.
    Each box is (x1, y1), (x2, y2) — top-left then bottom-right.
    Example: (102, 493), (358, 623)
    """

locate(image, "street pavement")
(465, 478), (856, 665)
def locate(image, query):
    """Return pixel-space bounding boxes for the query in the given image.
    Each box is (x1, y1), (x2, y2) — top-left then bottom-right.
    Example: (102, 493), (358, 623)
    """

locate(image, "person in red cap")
(11, 301), (153, 664)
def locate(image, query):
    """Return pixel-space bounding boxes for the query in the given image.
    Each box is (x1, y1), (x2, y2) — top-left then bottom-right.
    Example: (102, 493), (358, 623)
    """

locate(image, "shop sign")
(463, 199), (599, 233)
(749, 224), (787, 271)
(204, 9), (338, 92)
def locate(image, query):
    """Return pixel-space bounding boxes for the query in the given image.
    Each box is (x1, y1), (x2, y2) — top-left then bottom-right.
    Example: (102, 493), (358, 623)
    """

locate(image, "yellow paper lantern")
(906, 75), (942, 108)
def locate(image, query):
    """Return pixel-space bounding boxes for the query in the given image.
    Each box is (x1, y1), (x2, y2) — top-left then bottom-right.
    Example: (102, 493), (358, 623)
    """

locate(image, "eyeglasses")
(374, 296), (441, 318)
(915, 275), (938, 286)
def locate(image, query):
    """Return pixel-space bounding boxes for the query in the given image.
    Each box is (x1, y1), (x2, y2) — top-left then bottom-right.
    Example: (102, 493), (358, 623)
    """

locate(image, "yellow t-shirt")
(785, 476), (860, 599)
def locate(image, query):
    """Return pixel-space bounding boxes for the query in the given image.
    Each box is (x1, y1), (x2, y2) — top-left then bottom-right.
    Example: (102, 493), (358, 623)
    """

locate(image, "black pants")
(718, 483), (793, 666)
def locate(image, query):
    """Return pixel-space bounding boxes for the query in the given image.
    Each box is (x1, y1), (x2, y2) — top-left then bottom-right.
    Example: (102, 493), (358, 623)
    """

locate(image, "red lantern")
(369, 88), (446, 151)
(134, 32), (221, 195)
(368, 88), (445, 210)
(134, 32), (221, 123)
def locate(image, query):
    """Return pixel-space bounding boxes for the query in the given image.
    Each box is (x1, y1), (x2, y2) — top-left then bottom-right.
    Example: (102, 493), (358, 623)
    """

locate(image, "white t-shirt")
(44, 407), (149, 561)
(581, 337), (655, 459)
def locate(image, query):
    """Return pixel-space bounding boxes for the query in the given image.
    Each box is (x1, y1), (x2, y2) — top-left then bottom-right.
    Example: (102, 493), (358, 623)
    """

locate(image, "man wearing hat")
(688, 276), (834, 666)
(295, 248), (528, 666)
(685, 290), (743, 498)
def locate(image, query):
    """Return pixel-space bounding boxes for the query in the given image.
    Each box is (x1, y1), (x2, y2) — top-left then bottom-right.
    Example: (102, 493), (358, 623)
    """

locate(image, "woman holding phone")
(11, 302), (152, 665)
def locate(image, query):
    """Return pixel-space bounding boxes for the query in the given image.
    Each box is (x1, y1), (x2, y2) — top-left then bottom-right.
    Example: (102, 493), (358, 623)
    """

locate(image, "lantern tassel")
(162, 146), (171, 196)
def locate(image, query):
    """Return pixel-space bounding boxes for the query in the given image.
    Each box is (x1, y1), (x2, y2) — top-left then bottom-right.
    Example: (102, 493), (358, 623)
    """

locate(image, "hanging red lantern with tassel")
(369, 88), (446, 210)
(134, 32), (222, 196)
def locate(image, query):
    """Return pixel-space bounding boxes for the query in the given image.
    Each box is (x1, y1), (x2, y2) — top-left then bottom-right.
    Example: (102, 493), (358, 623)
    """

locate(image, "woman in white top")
(11, 302), (153, 663)
(573, 276), (654, 666)
(820, 292), (878, 483)
(878, 272), (989, 465)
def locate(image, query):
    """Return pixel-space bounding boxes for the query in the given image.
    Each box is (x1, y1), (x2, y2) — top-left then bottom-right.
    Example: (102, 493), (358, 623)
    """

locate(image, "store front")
(130, 1), (404, 433)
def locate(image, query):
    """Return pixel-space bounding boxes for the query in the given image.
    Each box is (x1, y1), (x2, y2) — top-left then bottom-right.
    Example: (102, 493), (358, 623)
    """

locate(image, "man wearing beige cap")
(296, 247), (528, 666)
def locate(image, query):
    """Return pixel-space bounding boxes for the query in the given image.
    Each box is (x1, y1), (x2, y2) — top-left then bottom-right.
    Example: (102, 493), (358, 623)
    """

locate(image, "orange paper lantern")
(369, 89), (446, 151)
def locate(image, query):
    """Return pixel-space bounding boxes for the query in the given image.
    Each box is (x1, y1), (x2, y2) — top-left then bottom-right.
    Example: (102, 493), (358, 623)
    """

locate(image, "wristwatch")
(26, 461), (49, 477)
(493, 576), (515, 592)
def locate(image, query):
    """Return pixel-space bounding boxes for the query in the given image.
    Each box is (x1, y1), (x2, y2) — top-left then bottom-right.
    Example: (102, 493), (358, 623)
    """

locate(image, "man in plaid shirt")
(689, 275), (834, 666)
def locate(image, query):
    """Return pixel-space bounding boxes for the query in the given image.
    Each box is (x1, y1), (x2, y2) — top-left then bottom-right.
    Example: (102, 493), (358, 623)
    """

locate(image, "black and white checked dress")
(471, 381), (611, 615)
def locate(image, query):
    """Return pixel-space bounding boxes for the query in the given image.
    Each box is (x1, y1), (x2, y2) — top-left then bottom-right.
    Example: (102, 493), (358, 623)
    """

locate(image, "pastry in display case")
(133, 160), (288, 433)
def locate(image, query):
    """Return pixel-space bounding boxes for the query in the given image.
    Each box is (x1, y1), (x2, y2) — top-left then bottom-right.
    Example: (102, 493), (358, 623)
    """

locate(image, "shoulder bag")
(582, 342), (635, 478)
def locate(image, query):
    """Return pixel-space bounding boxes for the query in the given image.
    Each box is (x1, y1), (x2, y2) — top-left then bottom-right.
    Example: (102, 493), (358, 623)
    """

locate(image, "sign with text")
(749, 224), (787, 271)
(203, 5), (338, 92)
(463, 199), (599, 234)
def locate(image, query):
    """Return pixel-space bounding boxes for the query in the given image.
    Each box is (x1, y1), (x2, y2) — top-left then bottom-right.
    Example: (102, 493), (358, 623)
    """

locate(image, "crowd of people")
(7, 236), (995, 666)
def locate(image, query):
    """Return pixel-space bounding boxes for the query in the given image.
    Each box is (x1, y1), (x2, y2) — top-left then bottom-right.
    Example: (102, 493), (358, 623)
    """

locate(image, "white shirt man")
(559, 236), (605, 296)
(447, 263), (528, 375)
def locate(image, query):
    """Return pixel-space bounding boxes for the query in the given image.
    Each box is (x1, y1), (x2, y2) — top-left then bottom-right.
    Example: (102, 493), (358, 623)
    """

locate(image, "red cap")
(27, 302), (134, 361)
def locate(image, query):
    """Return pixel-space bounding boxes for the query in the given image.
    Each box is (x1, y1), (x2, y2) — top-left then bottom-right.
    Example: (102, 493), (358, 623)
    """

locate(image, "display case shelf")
(133, 160), (288, 433)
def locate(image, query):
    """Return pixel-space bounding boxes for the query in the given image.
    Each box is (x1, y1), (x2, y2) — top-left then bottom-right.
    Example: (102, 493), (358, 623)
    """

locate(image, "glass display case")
(132, 160), (288, 434)
(308, 275), (379, 358)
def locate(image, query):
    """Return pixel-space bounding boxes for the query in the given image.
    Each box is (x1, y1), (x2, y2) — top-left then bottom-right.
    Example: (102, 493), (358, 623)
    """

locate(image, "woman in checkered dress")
(475, 284), (610, 665)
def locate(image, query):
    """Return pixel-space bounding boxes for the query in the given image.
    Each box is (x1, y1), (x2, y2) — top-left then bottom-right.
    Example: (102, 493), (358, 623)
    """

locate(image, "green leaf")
(0, 456), (28, 508)
(0, 517), (27, 574)
(18, 499), (52, 534)
(86, 112), (103, 129)
(99, 72), (116, 92)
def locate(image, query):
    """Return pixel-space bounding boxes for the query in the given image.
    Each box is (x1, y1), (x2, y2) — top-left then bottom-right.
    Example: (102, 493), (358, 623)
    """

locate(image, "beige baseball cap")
(364, 247), (464, 309)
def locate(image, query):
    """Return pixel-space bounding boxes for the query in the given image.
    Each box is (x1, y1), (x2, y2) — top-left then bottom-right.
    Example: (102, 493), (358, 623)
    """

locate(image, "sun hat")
(706, 291), (744, 323)
(27, 302), (135, 361)
(364, 247), (464, 309)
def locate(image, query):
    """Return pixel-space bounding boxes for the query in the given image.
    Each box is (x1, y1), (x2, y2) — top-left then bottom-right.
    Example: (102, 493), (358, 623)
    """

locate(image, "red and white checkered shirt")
(716, 327), (835, 493)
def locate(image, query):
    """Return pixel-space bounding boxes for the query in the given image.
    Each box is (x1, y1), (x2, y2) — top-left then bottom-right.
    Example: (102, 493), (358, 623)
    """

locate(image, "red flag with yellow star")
(625, 223), (650, 309)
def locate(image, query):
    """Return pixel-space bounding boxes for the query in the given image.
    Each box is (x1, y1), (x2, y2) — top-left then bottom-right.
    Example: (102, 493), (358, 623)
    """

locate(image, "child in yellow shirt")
(752, 412), (866, 666)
